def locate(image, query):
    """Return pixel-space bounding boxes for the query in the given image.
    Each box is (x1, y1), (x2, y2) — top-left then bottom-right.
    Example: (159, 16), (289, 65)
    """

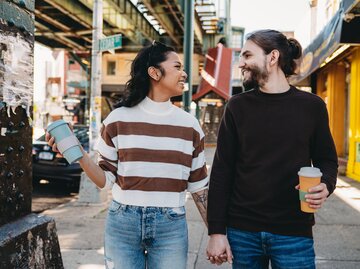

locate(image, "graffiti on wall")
(0, 28), (33, 118)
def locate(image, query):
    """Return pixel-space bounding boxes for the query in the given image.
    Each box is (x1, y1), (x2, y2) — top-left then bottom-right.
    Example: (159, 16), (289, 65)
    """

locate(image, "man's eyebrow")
(173, 61), (182, 65)
(240, 50), (250, 56)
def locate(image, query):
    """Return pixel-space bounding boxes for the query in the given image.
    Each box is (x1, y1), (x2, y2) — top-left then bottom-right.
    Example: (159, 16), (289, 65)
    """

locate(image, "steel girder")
(79, 0), (160, 44)
(35, 0), (205, 52)
(35, 0), (94, 50)
(141, 0), (204, 52)
(35, 0), (161, 51)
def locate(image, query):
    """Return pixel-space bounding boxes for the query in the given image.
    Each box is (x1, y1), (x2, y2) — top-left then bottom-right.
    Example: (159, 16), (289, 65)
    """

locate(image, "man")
(206, 29), (338, 268)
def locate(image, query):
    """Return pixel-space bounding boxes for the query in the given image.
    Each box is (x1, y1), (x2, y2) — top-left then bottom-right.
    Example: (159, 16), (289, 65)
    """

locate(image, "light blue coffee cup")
(47, 120), (83, 164)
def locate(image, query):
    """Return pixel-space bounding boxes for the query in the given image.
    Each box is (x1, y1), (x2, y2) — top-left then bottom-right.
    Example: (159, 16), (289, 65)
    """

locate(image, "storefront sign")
(291, 5), (360, 86)
(291, 9), (343, 85)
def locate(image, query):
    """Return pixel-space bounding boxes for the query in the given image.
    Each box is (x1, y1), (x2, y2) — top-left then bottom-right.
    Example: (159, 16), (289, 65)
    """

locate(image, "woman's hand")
(206, 234), (233, 265)
(45, 123), (74, 154)
(45, 133), (60, 153)
(45, 123), (107, 188)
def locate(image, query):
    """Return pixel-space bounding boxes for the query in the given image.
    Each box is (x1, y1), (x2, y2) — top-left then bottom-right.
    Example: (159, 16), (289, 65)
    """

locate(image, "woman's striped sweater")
(96, 97), (208, 207)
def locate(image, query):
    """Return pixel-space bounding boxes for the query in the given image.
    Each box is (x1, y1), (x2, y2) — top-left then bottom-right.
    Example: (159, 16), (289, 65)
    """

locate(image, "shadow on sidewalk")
(43, 200), (109, 268)
(314, 176), (360, 269)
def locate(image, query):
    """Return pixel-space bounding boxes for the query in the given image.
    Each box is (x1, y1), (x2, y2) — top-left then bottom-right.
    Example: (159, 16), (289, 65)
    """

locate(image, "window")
(107, 61), (116, 75)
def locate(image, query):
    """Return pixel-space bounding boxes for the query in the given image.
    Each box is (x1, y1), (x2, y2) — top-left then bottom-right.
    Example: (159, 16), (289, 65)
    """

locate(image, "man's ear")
(148, 66), (160, 81)
(269, 49), (280, 66)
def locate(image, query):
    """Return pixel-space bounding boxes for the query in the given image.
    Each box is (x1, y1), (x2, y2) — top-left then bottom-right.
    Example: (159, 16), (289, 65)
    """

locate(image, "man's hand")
(295, 182), (329, 209)
(206, 234), (233, 265)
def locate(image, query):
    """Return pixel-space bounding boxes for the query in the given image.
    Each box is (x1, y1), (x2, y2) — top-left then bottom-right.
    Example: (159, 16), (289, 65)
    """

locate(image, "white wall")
(34, 43), (50, 103)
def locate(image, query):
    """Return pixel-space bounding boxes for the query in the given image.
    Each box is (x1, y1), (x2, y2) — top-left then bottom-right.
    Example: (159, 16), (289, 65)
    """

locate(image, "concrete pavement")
(313, 176), (360, 269)
(41, 146), (360, 268)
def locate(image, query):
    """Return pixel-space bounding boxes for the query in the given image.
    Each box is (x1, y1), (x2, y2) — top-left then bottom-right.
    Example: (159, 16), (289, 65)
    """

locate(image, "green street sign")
(98, 34), (122, 51)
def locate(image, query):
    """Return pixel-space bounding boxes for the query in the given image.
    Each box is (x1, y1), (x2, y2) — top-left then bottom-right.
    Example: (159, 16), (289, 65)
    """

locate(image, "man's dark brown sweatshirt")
(207, 86), (338, 238)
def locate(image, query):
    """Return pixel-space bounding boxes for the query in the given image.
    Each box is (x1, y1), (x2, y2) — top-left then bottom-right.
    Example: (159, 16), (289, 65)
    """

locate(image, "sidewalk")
(42, 147), (360, 269)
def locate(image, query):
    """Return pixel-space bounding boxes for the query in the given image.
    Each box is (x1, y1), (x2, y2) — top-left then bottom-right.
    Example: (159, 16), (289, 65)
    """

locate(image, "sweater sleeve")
(188, 122), (209, 193)
(207, 102), (238, 235)
(96, 123), (118, 189)
(311, 101), (338, 195)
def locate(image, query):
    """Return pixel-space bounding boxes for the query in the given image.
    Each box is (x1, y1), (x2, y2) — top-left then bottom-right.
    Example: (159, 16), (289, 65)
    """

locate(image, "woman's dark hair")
(115, 41), (175, 108)
(246, 29), (302, 77)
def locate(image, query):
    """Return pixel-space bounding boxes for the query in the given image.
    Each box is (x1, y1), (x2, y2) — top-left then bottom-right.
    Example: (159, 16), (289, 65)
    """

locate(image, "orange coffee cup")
(298, 167), (322, 213)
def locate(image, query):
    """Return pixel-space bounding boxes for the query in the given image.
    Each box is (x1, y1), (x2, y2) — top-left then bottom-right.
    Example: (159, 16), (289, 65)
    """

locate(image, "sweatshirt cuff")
(208, 221), (227, 235)
(321, 178), (335, 196)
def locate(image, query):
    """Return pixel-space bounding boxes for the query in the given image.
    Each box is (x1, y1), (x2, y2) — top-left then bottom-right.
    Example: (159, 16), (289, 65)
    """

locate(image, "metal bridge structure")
(34, 0), (220, 54)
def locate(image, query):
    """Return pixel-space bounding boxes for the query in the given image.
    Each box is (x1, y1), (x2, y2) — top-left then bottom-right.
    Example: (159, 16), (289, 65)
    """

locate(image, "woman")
(46, 41), (208, 269)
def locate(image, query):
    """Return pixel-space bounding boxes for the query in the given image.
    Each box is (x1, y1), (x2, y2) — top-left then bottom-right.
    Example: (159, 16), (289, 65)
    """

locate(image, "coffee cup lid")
(298, 167), (322, 177)
(47, 119), (67, 133)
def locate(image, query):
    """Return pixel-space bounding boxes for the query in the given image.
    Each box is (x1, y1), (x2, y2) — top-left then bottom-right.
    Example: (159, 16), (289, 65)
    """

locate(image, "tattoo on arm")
(192, 188), (208, 227)
(193, 191), (208, 208)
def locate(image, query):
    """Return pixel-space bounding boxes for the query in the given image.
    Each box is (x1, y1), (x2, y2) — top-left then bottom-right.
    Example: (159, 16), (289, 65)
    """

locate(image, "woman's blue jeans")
(227, 227), (315, 269)
(104, 200), (188, 269)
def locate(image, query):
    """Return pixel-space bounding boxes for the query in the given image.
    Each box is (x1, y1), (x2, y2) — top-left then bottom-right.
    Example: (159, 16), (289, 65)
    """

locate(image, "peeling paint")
(0, 31), (33, 118)
(0, 214), (64, 268)
(33, 235), (46, 267)
(27, 230), (33, 241)
(46, 221), (55, 238)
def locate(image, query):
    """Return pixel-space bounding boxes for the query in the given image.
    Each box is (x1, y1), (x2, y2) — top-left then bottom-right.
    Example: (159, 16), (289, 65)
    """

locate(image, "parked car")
(32, 125), (89, 190)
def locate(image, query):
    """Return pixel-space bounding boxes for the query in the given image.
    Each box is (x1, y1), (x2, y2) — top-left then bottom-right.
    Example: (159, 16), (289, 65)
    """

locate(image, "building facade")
(293, 0), (360, 181)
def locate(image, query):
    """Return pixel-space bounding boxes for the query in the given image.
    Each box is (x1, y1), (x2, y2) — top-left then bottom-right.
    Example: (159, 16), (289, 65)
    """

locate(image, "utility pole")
(78, 0), (107, 203)
(225, 0), (231, 47)
(90, 0), (103, 154)
(309, 0), (318, 40)
(182, 0), (194, 112)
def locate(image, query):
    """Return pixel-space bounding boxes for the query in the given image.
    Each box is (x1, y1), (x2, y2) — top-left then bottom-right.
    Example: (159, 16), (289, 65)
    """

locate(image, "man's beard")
(242, 63), (269, 91)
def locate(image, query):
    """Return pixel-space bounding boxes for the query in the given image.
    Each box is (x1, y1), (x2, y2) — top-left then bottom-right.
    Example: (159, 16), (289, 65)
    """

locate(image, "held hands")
(295, 182), (329, 209)
(206, 234), (233, 265)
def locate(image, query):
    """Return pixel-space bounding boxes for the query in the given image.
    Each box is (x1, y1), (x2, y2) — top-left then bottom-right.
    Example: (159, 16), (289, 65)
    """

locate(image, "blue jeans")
(227, 227), (315, 269)
(104, 200), (188, 269)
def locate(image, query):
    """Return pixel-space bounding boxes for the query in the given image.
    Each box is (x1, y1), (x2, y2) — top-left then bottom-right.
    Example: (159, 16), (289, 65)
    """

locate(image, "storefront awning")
(193, 43), (233, 101)
(343, 0), (360, 14)
(291, 0), (360, 86)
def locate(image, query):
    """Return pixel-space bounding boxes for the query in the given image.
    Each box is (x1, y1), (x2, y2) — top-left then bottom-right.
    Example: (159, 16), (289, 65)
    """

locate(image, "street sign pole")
(90, 0), (103, 155)
(182, 0), (194, 112)
(79, 0), (107, 203)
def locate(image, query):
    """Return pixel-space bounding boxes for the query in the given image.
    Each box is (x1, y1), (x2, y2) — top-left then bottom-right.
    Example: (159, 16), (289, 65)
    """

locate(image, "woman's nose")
(182, 71), (188, 80)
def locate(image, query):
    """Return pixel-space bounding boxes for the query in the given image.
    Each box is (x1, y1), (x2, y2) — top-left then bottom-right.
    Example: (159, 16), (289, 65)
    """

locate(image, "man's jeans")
(104, 200), (188, 269)
(227, 227), (315, 269)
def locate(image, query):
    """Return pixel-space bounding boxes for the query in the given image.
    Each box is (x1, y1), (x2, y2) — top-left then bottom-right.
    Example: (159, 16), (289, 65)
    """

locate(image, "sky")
(229, 0), (309, 35)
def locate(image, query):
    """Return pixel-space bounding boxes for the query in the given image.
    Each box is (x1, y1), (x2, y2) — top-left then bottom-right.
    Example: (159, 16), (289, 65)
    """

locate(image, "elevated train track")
(34, 0), (215, 54)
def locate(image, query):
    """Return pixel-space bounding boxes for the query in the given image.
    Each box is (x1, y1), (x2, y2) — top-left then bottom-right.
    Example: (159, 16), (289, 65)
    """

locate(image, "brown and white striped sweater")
(96, 97), (208, 207)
